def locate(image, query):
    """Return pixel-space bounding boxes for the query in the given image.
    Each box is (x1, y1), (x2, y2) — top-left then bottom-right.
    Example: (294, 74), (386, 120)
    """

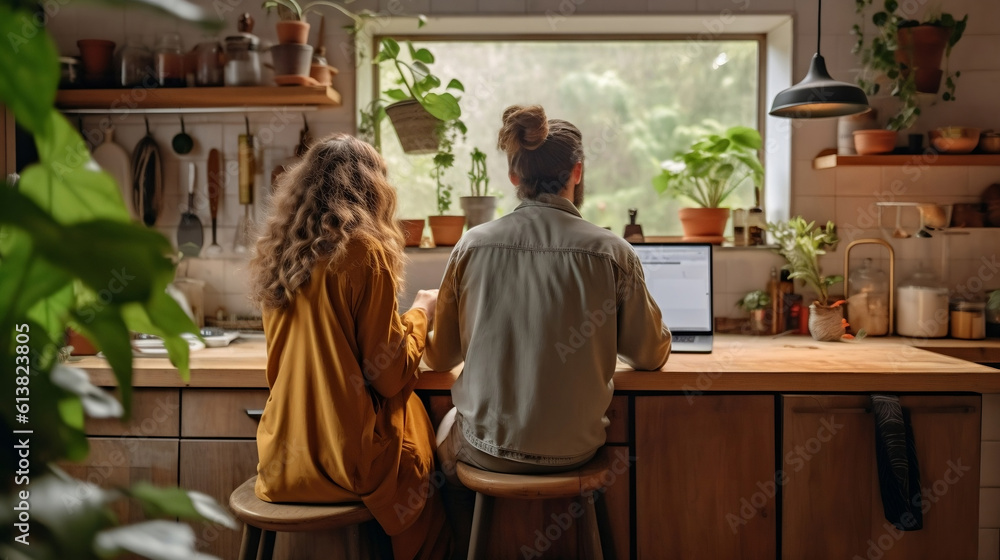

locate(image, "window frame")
(354, 14), (794, 225)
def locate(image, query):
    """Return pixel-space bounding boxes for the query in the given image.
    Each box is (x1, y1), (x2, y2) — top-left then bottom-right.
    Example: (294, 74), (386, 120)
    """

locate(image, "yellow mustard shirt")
(254, 241), (435, 535)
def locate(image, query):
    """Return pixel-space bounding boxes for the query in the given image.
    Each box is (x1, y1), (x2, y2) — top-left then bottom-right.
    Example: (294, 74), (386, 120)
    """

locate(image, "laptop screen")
(632, 244), (713, 333)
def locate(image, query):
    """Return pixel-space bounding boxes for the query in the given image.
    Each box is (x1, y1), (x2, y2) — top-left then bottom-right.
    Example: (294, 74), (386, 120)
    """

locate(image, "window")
(361, 14), (794, 235)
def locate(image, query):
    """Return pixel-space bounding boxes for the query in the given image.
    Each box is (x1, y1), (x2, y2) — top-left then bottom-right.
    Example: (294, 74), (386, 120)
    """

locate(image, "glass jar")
(224, 35), (260, 86)
(225, 13), (261, 87)
(847, 258), (889, 336)
(194, 40), (224, 86)
(115, 34), (153, 88)
(732, 208), (747, 247)
(949, 299), (985, 340)
(154, 33), (185, 87)
(896, 267), (949, 338)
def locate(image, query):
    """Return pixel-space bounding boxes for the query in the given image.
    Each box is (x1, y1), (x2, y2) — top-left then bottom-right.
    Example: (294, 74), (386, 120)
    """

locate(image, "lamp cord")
(816, 0), (822, 54)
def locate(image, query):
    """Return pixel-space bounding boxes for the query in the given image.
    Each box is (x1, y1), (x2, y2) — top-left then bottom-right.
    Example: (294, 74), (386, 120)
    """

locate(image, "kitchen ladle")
(172, 116), (194, 155)
(892, 206), (909, 238)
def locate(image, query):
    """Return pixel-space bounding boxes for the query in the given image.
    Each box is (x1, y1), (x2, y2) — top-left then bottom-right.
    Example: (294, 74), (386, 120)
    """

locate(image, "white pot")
(460, 196), (498, 230)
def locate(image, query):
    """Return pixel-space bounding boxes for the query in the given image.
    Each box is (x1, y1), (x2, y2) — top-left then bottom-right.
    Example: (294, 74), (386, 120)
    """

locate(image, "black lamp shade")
(769, 54), (870, 118)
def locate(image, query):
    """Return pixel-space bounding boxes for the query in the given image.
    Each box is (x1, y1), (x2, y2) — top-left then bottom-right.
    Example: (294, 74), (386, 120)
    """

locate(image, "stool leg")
(467, 492), (494, 560)
(345, 524), (362, 560)
(580, 493), (605, 560)
(593, 490), (615, 560)
(257, 530), (276, 560)
(238, 525), (262, 560)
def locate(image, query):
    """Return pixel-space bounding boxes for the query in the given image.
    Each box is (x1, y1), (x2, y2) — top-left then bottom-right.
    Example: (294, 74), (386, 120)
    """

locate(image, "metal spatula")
(177, 162), (204, 258)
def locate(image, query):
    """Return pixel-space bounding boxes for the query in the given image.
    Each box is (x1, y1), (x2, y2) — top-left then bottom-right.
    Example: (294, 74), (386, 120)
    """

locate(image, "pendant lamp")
(769, 0), (870, 118)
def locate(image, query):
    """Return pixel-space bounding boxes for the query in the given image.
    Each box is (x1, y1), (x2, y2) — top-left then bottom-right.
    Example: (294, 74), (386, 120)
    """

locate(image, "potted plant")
(459, 147), (497, 230)
(768, 218), (848, 342)
(262, 0), (359, 44)
(737, 290), (771, 335)
(375, 37), (465, 154)
(652, 126), (763, 240)
(427, 120), (466, 246)
(852, 2), (967, 150)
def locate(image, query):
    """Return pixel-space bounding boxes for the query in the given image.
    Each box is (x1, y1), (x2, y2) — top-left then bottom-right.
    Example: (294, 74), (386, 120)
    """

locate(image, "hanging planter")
(895, 24), (950, 94)
(384, 99), (440, 154)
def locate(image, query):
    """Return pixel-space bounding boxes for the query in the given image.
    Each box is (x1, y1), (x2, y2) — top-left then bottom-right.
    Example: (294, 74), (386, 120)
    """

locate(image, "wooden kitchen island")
(72, 335), (1000, 560)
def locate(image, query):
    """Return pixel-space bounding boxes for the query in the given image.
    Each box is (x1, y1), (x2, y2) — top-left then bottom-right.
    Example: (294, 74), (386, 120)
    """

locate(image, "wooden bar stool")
(456, 447), (615, 560)
(229, 476), (376, 560)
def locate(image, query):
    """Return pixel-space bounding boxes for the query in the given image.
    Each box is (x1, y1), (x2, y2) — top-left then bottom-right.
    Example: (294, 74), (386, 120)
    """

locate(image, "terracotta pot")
(399, 219), (425, 247)
(428, 215), (465, 246)
(77, 39), (116, 85)
(808, 303), (845, 342)
(276, 20), (310, 44)
(678, 207), (730, 239)
(66, 328), (98, 356)
(385, 99), (441, 154)
(309, 63), (338, 86)
(459, 196), (497, 230)
(853, 130), (897, 155)
(895, 25), (950, 94)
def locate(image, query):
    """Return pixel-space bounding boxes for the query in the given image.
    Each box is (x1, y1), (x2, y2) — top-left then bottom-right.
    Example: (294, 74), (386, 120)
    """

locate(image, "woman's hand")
(410, 289), (439, 325)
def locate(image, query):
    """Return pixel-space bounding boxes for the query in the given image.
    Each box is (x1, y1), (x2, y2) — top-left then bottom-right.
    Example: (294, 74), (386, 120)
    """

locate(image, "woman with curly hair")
(249, 133), (450, 559)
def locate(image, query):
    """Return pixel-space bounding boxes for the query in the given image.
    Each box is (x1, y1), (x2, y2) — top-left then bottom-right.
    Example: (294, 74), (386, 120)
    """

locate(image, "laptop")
(631, 243), (714, 353)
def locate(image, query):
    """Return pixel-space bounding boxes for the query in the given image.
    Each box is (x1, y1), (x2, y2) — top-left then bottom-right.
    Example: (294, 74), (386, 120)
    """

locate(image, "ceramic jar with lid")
(848, 258), (889, 336)
(225, 13), (261, 86)
(896, 267), (949, 338)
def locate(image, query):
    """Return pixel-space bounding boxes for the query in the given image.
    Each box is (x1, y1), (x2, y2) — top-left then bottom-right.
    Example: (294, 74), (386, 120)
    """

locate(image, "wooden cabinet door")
(881, 395), (981, 560)
(179, 439), (259, 560)
(635, 395), (776, 559)
(782, 395), (877, 560)
(782, 394), (981, 560)
(58, 438), (179, 525)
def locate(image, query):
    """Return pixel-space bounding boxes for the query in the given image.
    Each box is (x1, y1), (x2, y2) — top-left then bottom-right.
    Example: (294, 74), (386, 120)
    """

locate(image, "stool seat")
(455, 448), (615, 559)
(456, 447), (613, 499)
(229, 476), (373, 533)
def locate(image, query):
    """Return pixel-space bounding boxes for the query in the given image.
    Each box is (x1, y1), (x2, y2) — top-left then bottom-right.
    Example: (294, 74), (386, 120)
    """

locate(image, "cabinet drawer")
(86, 389), (180, 437)
(58, 438), (178, 525)
(181, 389), (269, 438)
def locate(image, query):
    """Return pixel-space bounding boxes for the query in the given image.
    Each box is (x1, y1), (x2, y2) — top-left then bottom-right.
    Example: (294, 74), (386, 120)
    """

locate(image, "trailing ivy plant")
(768, 218), (843, 307)
(852, 0), (967, 130)
(0, 1), (236, 559)
(432, 119), (465, 215)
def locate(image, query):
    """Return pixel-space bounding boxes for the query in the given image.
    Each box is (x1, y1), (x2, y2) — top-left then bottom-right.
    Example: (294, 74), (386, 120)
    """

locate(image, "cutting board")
(92, 126), (137, 220)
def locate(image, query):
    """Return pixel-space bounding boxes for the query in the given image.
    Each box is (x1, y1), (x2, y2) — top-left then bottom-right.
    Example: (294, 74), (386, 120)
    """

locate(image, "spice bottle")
(747, 188), (765, 246)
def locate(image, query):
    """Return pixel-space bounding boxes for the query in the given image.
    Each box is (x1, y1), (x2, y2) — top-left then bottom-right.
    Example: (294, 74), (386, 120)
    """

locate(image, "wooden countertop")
(72, 335), (1000, 393)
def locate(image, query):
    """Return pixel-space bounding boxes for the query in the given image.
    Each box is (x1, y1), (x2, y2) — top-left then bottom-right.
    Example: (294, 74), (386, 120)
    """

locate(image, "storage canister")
(896, 267), (949, 338)
(950, 299), (985, 340)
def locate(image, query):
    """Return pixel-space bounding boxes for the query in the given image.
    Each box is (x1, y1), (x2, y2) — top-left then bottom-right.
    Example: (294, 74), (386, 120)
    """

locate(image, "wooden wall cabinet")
(635, 395), (777, 559)
(782, 394), (981, 560)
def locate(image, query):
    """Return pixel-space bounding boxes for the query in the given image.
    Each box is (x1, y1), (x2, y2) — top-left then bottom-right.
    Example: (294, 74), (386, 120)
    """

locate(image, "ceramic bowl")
(929, 127), (980, 154)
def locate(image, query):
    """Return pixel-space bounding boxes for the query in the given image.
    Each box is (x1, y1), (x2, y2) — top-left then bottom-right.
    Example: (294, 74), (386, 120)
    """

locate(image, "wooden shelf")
(56, 85), (341, 113)
(813, 148), (1000, 170)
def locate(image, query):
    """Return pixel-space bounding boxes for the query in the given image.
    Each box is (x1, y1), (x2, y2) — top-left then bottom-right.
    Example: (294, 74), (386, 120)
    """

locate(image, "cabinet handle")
(791, 406), (975, 415)
(245, 409), (264, 420)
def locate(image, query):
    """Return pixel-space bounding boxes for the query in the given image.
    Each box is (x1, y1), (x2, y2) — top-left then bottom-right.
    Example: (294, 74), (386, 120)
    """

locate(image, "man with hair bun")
(427, 105), (671, 551)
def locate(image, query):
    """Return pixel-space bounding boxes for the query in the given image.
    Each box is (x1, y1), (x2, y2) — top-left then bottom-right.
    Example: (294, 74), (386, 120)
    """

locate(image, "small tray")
(206, 317), (264, 331)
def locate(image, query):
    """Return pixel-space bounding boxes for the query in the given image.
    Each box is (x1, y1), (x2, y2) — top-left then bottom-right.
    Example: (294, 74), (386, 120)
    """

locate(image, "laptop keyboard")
(672, 335), (696, 343)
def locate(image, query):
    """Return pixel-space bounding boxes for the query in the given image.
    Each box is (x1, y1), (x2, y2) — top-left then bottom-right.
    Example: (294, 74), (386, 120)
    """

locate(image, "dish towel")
(870, 394), (923, 531)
